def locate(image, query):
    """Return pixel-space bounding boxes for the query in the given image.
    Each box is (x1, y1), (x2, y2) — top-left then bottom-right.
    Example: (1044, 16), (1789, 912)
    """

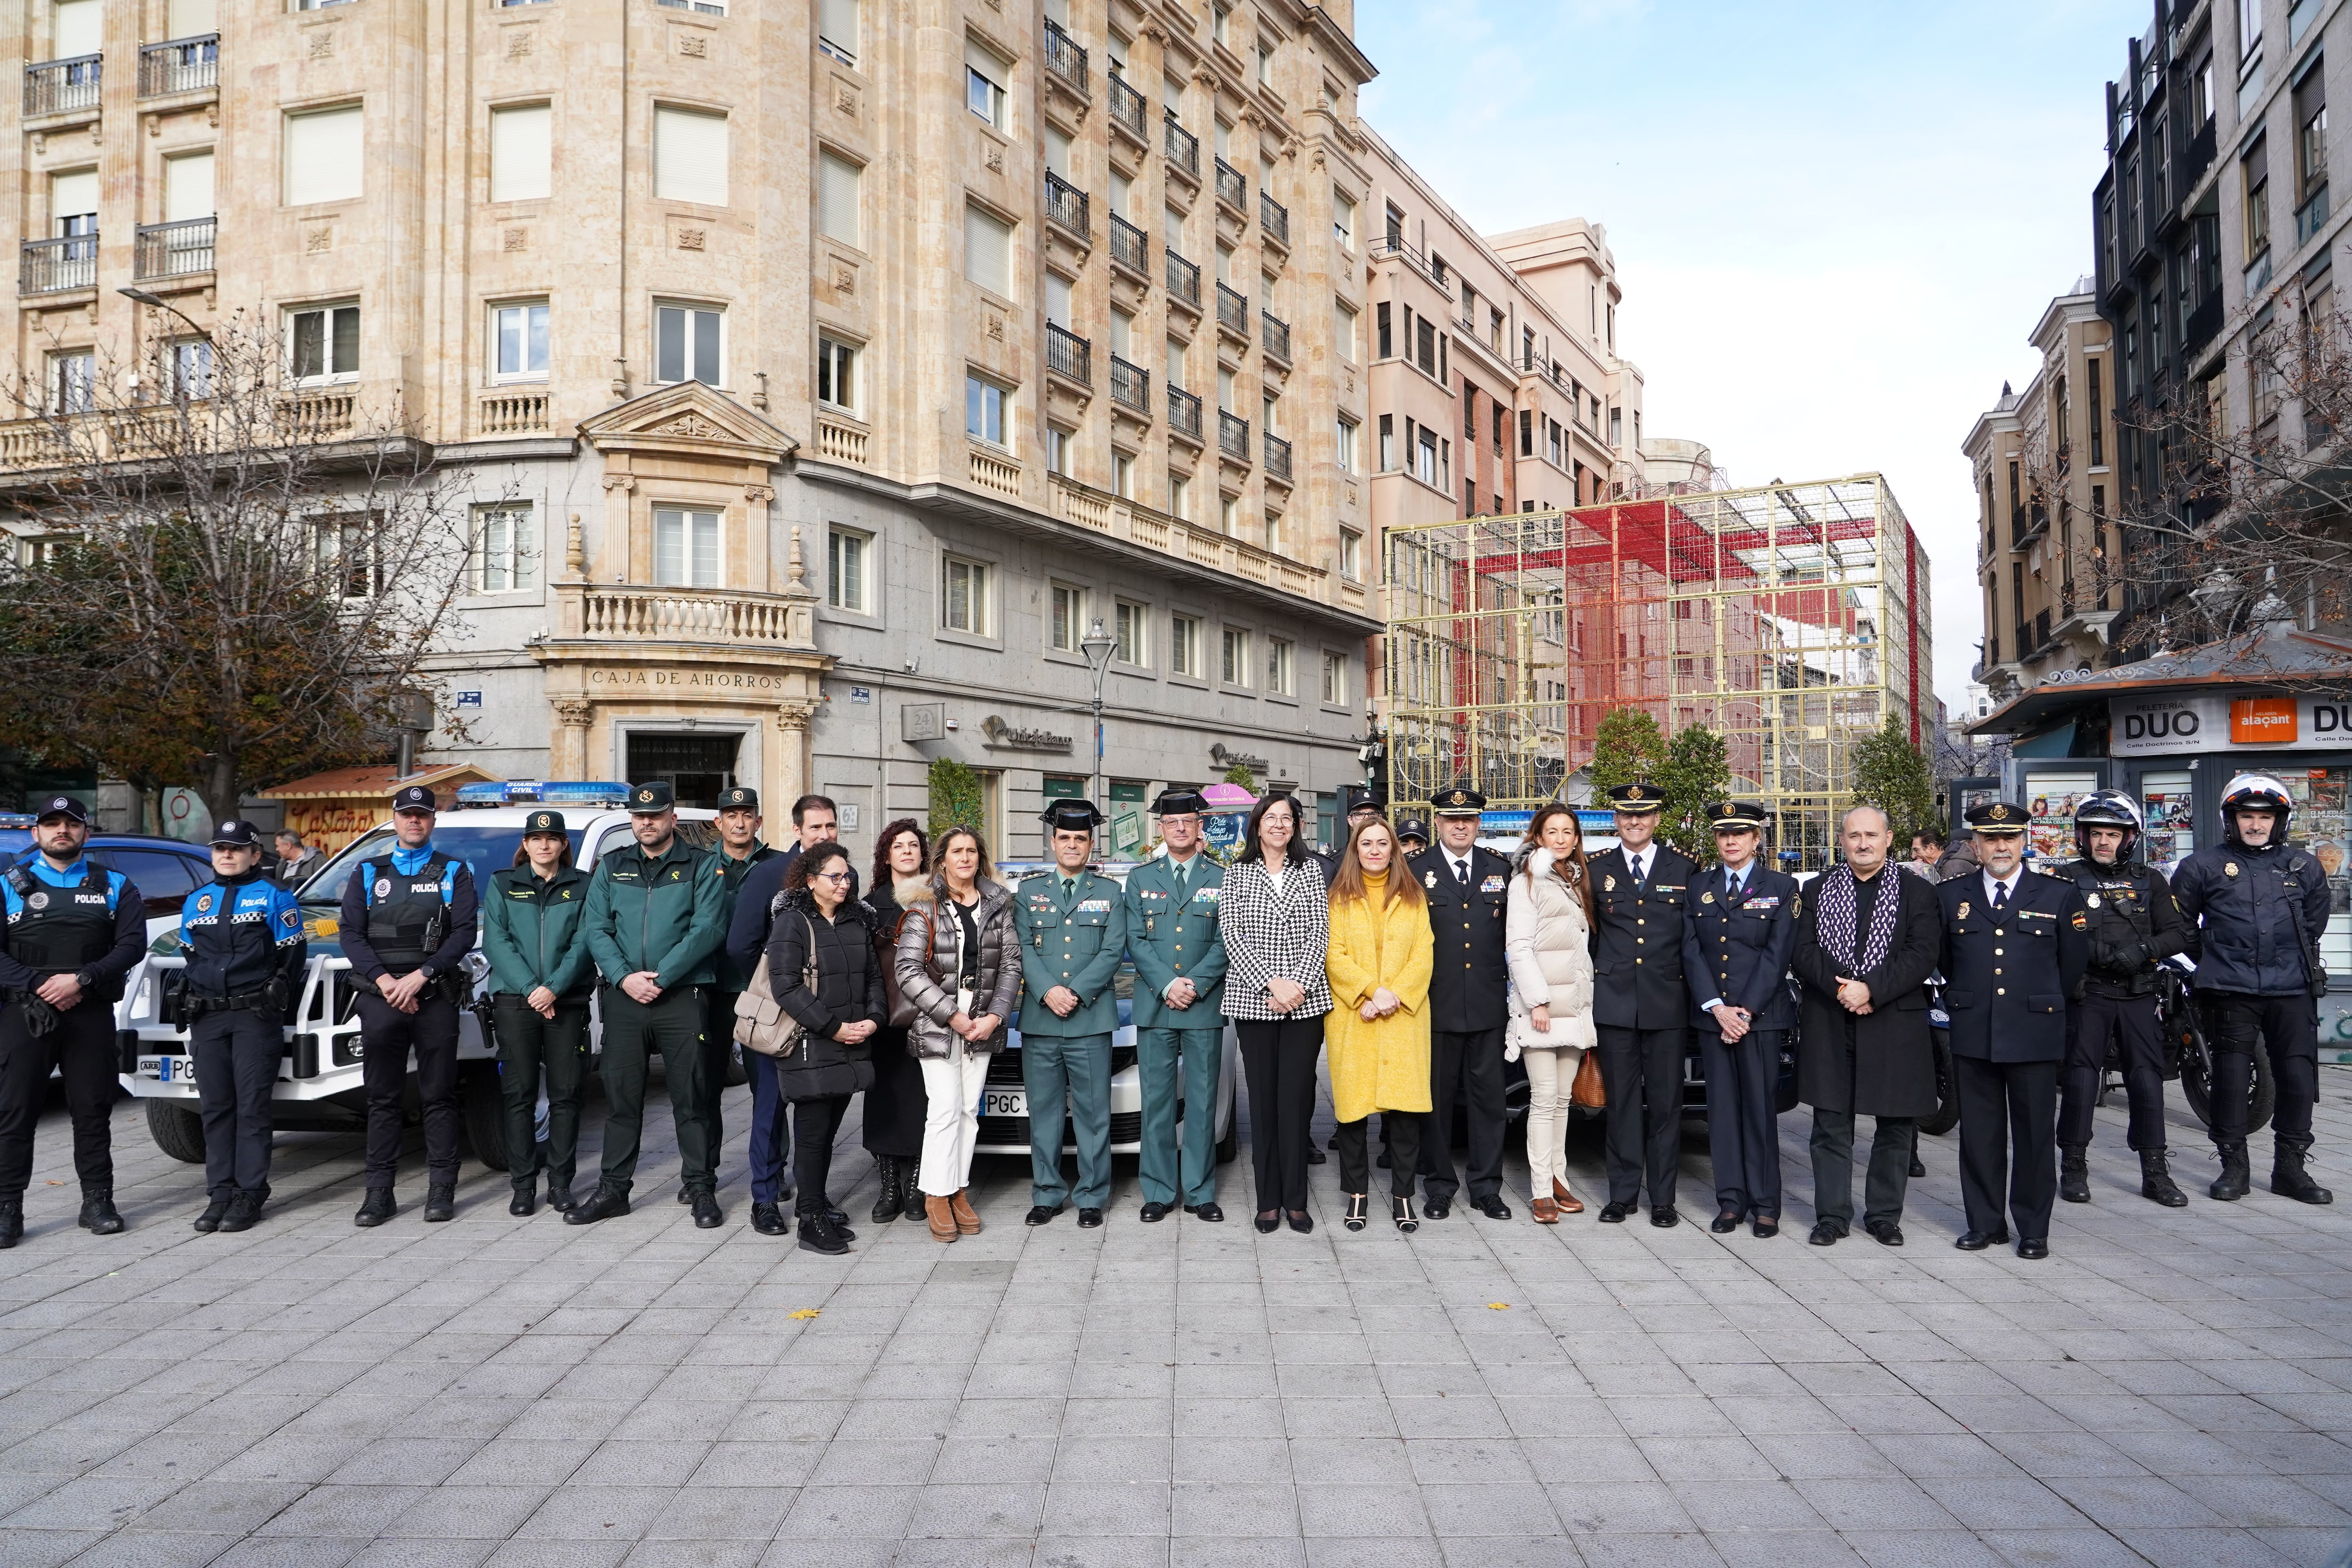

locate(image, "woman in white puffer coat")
(1506, 803), (1599, 1222)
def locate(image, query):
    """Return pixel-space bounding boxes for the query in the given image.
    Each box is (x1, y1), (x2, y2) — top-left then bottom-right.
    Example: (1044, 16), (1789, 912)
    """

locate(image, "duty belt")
(186, 989), (276, 1019)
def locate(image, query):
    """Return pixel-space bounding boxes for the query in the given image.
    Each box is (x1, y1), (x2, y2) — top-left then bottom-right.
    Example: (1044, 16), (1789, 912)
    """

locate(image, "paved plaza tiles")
(2, 1074), (2351, 1568)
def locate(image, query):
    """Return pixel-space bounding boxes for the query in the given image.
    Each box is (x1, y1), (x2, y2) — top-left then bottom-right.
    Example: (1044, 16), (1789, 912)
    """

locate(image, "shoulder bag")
(734, 914), (818, 1058)
(1570, 1047), (1607, 1110)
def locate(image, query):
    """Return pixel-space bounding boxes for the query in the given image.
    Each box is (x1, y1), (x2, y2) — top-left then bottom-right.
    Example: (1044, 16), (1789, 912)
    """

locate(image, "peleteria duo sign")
(2110, 691), (2352, 756)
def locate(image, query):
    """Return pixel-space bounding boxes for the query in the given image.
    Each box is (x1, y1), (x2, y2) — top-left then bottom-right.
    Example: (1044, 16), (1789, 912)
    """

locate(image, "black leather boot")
(871, 1156), (905, 1226)
(354, 1187), (398, 1227)
(79, 1186), (124, 1235)
(0, 1195), (21, 1249)
(193, 1196), (231, 1233)
(2138, 1148), (2187, 1207)
(564, 1182), (632, 1225)
(2210, 1141), (2251, 1202)
(2272, 1135), (2334, 1205)
(2059, 1144), (2090, 1203)
(423, 1182), (456, 1223)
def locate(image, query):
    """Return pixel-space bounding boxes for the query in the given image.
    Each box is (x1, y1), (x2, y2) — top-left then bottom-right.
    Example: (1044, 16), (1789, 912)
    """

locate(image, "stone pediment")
(578, 382), (799, 467)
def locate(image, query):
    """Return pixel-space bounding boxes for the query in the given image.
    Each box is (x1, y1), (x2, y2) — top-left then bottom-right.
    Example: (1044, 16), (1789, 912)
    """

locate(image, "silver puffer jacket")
(893, 877), (1021, 1059)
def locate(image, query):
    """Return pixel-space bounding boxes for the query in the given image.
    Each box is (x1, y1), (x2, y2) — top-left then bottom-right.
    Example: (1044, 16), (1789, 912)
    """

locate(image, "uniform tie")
(1992, 881), (2009, 915)
(1454, 856), (1470, 888)
(1170, 860), (1187, 899)
(1062, 875), (1078, 901)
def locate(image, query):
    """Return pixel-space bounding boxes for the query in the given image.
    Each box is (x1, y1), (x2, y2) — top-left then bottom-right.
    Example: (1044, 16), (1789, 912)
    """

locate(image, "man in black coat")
(1939, 801), (2090, 1259)
(1792, 804), (1943, 1248)
(1681, 801), (1799, 1238)
(1589, 781), (1700, 1226)
(1407, 783), (1514, 1220)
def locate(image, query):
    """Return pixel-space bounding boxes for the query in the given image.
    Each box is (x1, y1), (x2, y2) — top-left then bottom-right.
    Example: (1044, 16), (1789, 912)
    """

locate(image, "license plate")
(137, 1055), (195, 1083)
(982, 1088), (1026, 1118)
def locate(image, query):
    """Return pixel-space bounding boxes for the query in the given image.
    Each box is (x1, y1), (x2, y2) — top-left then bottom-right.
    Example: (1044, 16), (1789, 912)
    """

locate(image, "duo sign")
(2111, 692), (2352, 756)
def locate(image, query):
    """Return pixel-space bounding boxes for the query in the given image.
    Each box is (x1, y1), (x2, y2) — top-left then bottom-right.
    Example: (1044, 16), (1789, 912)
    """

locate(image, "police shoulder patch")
(2072, 911), (2089, 930)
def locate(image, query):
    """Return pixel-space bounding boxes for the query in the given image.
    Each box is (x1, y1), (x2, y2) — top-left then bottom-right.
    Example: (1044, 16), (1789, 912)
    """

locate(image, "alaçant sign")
(2111, 692), (2352, 757)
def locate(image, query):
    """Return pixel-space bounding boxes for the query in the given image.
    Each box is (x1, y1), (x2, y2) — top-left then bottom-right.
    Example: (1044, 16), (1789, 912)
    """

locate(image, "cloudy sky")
(1355, 0), (2134, 707)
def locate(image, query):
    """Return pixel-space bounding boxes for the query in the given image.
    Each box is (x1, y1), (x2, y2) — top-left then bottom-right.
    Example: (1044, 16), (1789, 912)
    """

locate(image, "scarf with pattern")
(1816, 865), (1899, 976)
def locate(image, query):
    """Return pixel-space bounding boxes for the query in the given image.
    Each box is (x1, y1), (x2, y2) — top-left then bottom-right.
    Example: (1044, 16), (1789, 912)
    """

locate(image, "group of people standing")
(0, 763), (2332, 1260)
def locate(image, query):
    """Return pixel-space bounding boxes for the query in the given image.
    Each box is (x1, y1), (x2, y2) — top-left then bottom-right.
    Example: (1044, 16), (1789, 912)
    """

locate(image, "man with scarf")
(1791, 804), (1943, 1247)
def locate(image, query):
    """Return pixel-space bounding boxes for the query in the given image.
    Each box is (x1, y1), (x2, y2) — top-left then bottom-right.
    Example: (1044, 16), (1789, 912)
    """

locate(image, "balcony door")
(626, 732), (739, 811)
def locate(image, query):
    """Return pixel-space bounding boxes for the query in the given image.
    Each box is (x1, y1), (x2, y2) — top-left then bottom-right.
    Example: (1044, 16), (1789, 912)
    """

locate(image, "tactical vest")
(183, 877), (285, 997)
(361, 854), (452, 973)
(2059, 857), (2163, 997)
(5, 861), (117, 973)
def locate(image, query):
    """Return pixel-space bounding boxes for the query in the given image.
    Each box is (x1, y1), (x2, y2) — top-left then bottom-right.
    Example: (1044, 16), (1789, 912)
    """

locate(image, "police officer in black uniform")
(1403, 784), (1512, 1219)
(2054, 789), (2191, 1208)
(1396, 818), (1430, 858)
(337, 784), (481, 1227)
(701, 785), (779, 1203)
(0, 795), (145, 1248)
(1589, 781), (1699, 1226)
(1680, 801), (1799, 1237)
(1939, 802), (2089, 1258)
(2171, 772), (2334, 1205)
(181, 820), (308, 1234)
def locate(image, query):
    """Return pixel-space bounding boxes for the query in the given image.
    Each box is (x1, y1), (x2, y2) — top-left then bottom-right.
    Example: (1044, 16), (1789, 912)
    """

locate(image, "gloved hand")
(21, 995), (57, 1037)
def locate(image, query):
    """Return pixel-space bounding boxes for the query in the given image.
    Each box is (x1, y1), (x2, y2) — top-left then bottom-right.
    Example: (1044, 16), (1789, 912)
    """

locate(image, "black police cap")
(1710, 801), (1768, 831)
(1343, 784), (1386, 813)
(523, 810), (568, 836)
(389, 785), (438, 814)
(209, 820), (260, 848)
(1041, 799), (1104, 831)
(1431, 783), (1486, 817)
(1965, 801), (2028, 835)
(627, 781), (676, 813)
(33, 794), (89, 824)
(1606, 782), (1664, 813)
(1151, 788), (1208, 817)
(716, 786), (759, 812)
(1396, 817), (1431, 844)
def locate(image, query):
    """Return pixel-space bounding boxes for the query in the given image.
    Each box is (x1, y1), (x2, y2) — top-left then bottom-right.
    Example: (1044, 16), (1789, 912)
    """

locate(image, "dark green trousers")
(493, 994), (588, 1192)
(596, 986), (713, 1194)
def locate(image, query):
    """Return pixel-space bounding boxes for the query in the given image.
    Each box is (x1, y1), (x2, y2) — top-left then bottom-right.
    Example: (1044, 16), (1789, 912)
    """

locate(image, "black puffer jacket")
(763, 888), (886, 1101)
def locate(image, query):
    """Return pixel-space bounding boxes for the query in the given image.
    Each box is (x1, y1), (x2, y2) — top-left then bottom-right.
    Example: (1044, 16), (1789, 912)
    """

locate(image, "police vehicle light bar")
(453, 781), (636, 808)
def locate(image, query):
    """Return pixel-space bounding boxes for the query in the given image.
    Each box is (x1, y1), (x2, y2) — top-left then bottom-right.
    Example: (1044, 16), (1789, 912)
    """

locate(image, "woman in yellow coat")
(1324, 816), (1435, 1233)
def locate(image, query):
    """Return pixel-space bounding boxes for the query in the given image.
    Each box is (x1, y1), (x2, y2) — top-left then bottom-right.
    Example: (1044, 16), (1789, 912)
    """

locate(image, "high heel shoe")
(1255, 1210), (1279, 1234)
(1343, 1193), (1368, 1232)
(1287, 1209), (1314, 1234)
(1393, 1195), (1418, 1233)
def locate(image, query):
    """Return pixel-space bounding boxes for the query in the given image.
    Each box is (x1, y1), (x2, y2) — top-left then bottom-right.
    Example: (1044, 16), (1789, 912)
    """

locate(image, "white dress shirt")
(1981, 867), (2022, 913)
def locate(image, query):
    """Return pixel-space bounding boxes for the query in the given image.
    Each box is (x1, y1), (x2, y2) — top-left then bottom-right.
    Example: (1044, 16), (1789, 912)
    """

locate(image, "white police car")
(116, 783), (717, 1166)
(974, 859), (1241, 1166)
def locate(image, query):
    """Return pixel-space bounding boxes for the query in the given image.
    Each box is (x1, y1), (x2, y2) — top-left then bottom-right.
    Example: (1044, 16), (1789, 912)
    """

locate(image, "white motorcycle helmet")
(2219, 772), (2295, 849)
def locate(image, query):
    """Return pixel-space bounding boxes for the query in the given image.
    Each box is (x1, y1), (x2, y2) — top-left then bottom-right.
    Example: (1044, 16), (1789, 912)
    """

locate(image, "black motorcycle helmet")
(2072, 789), (2142, 864)
(2219, 772), (2295, 850)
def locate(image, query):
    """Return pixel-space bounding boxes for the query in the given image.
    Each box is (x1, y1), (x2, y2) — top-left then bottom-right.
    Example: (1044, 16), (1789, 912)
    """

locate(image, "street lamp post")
(1081, 615), (1117, 812)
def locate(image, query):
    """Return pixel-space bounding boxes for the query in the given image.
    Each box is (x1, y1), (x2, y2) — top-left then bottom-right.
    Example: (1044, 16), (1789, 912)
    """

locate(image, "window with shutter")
(818, 0), (858, 65)
(284, 106), (364, 205)
(818, 151), (862, 245)
(653, 106), (729, 206)
(163, 152), (214, 222)
(964, 203), (1012, 296)
(491, 105), (552, 202)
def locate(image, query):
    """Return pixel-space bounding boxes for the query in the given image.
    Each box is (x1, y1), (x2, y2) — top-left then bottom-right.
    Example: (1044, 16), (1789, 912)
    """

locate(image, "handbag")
(733, 915), (818, 1059)
(1570, 1046), (1606, 1110)
(881, 907), (920, 1028)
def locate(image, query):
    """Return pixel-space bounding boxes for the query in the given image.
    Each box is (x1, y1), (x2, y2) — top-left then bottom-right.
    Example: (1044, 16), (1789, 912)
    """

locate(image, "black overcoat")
(1791, 865), (1943, 1116)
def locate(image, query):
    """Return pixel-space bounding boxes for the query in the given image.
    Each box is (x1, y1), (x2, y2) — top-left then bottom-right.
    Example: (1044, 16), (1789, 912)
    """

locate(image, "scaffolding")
(1382, 473), (1931, 867)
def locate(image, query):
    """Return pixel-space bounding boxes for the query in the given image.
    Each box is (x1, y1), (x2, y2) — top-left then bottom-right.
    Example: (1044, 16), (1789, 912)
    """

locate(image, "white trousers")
(1522, 1045), (1583, 1199)
(918, 1045), (992, 1197)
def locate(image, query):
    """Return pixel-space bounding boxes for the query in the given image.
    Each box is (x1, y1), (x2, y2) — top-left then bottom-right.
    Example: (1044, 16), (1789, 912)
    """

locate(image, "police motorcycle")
(2162, 953), (2276, 1136)
(115, 783), (719, 1168)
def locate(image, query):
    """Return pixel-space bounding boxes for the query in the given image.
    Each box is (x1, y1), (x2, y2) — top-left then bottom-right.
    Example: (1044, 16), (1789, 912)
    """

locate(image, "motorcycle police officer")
(1014, 799), (1127, 1227)
(181, 820), (307, 1233)
(0, 795), (145, 1248)
(2054, 790), (2191, 1208)
(1939, 802), (2090, 1258)
(2171, 772), (2334, 1205)
(338, 783), (480, 1227)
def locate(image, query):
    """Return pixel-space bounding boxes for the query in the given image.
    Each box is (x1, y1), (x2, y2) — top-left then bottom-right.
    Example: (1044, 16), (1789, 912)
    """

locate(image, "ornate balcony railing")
(1043, 171), (1090, 237)
(20, 235), (95, 294)
(25, 54), (100, 117)
(134, 216), (214, 279)
(1168, 385), (1203, 441)
(1109, 213), (1147, 276)
(477, 391), (550, 437)
(1109, 355), (1150, 414)
(1042, 18), (1088, 95)
(1260, 310), (1290, 364)
(1164, 115), (1199, 179)
(1216, 282), (1248, 336)
(138, 34), (216, 96)
(1106, 72), (1144, 137)
(1214, 158), (1246, 211)
(1263, 430), (1293, 482)
(1218, 409), (1250, 462)
(1166, 247), (1201, 307)
(1045, 321), (1091, 386)
(571, 583), (813, 646)
(1259, 191), (1289, 247)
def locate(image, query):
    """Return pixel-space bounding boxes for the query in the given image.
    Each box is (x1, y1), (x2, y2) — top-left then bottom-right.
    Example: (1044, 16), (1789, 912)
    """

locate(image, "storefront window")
(2024, 772), (2101, 865)
(2138, 771), (2196, 875)
(2289, 770), (2351, 992)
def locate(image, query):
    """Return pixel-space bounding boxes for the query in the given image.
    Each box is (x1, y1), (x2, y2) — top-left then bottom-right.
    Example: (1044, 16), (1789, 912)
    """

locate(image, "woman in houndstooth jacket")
(1217, 794), (1334, 1234)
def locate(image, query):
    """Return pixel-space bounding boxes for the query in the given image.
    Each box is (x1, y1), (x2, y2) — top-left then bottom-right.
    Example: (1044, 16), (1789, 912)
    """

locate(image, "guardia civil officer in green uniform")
(1015, 798), (1128, 1227)
(572, 781), (726, 1228)
(1124, 788), (1228, 1222)
(699, 785), (780, 1202)
(480, 810), (594, 1216)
